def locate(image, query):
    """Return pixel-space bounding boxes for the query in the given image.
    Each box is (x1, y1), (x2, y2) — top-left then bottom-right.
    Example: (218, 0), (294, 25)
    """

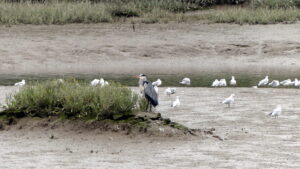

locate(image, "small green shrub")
(138, 97), (149, 112)
(4, 80), (138, 120)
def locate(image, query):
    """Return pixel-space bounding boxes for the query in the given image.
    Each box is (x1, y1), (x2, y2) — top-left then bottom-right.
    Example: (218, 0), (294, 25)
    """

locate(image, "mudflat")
(0, 86), (299, 168)
(0, 23), (300, 77)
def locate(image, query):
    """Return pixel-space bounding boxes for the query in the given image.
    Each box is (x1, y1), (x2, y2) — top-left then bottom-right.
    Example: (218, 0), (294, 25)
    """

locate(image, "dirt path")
(0, 86), (299, 168)
(0, 23), (300, 77)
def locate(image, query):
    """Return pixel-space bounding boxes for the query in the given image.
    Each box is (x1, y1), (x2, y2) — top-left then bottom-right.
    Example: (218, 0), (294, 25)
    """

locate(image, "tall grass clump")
(0, 0), (215, 25)
(3, 80), (139, 120)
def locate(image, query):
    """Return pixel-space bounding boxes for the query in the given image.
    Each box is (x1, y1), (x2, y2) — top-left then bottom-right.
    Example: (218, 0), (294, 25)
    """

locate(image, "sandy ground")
(0, 86), (299, 169)
(0, 23), (300, 77)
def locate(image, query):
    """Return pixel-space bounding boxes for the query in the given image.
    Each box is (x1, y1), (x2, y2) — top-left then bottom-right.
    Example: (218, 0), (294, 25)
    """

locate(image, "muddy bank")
(0, 23), (300, 78)
(0, 86), (299, 168)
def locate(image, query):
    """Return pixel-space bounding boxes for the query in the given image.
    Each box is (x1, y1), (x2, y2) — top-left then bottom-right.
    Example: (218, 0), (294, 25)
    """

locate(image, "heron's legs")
(147, 101), (152, 112)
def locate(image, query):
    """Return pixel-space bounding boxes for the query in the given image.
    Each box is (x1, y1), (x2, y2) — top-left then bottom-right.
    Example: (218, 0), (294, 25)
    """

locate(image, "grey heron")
(135, 74), (158, 112)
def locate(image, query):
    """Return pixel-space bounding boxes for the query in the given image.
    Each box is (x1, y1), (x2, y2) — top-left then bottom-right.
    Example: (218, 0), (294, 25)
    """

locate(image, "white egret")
(258, 76), (269, 86)
(222, 94), (235, 108)
(14, 80), (26, 86)
(230, 76), (236, 86)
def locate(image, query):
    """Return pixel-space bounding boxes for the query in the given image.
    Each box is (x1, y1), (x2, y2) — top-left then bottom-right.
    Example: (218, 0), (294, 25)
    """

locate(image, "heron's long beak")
(132, 75), (139, 79)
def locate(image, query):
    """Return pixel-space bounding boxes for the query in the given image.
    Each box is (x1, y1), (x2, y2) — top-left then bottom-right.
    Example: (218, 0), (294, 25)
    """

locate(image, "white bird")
(180, 78), (191, 86)
(57, 79), (64, 83)
(268, 80), (280, 87)
(280, 79), (291, 85)
(219, 79), (227, 87)
(171, 96), (180, 107)
(91, 79), (100, 86)
(282, 79), (294, 87)
(294, 78), (300, 87)
(14, 79), (26, 86)
(258, 76), (269, 86)
(268, 105), (282, 118)
(222, 94), (235, 108)
(103, 80), (109, 86)
(165, 88), (176, 97)
(154, 86), (158, 94)
(252, 86), (258, 89)
(211, 79), (219, 87)
(152, 79), (162, 86)
(99, 78), (105, 86)
(230, 76), (236, 86)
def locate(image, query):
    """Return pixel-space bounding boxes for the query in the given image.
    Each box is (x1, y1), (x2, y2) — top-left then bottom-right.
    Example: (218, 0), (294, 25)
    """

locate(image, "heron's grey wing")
(144, 82), (159, 107)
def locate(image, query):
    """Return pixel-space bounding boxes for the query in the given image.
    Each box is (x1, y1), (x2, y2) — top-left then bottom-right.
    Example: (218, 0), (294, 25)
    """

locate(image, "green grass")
(204, 7), (300, 24)
(0, 0), (299, 25)
(2, 79), (139, 120)
(251, 0), (300, 9)
(0, 0), (203, 25)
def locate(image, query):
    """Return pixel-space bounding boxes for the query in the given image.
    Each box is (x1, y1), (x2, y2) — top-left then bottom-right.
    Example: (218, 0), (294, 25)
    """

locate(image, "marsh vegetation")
(0, 0), (299, 24)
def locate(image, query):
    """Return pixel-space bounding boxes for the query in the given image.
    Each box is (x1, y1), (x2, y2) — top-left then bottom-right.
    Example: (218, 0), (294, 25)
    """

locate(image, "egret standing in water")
(14, 80), (26, 86)
(222, 94), (235, 108)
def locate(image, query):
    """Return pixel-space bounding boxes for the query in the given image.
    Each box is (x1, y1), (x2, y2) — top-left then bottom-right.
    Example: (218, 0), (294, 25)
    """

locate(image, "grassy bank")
(0, 79), (197, 135)
(0, 0), (300, 25)
(1, 80), (139, 119)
